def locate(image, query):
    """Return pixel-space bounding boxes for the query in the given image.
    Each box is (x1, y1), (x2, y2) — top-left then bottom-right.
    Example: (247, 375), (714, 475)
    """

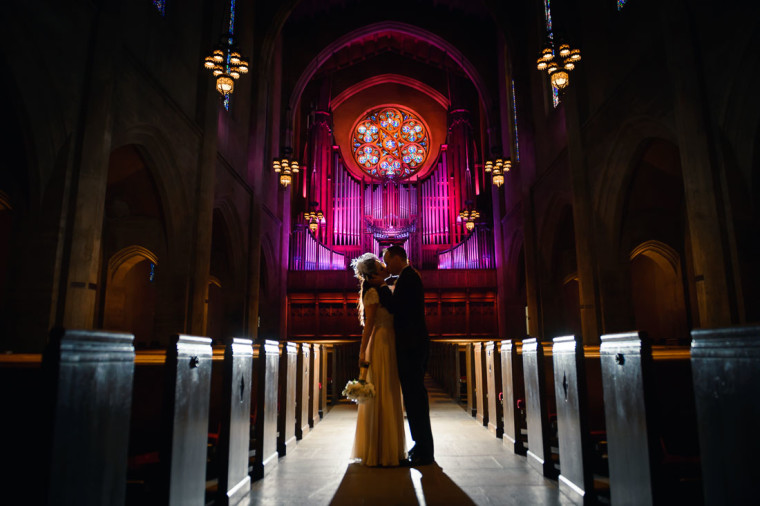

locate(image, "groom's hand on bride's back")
(378, 284), (396, 313)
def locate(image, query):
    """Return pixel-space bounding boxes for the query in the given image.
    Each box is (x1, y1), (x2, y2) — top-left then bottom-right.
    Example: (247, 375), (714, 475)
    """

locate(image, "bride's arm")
(359, 299), (378, 366)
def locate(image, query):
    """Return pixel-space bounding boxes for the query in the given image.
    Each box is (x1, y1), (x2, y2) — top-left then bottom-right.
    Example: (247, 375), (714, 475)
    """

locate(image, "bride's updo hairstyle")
(350, 252), (380, 326)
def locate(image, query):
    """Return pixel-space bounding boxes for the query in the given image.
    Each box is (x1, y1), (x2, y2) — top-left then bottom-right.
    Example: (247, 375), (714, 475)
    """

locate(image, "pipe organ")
(289, 109), (495, 271)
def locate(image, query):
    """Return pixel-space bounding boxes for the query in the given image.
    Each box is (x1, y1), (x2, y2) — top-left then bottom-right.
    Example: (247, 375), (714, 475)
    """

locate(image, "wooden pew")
(47, 329), (135, 506)
(251, 339), (279, 480)
(0, 351), (47, 505)
(310, 343), (321, 428)
(428, 341), (460, 400)
(217, 338), (253, 506)
(500, 339), (526, 454)
(485, 341), (503, 437)
(330, 341), (361, 404)
(320, 344), (328, 417)
(600, 332), (701, 506)
(552, 335), (593, 504)
(465, 343), (477, 416)
(0, 329), (136, 506)
(277, 342), (298, 456)
(126, 336), (213, 505)
(522, 338), (556, 477)
(691, 325), (760, 505)
(473, 342), (488, 427)
(296, 343), (311, 439)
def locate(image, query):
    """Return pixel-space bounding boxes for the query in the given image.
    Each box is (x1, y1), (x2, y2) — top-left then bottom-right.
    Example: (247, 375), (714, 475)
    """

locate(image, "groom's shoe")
(405, 454), (434, 467)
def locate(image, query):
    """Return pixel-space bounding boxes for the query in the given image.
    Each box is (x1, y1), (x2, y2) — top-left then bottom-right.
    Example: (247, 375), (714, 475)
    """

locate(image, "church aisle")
(247, 380), (573, 505)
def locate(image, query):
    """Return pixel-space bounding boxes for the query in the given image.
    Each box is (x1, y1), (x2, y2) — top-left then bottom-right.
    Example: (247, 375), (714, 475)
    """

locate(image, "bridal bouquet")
(343, 379), (375, 404)
(343, 366), (375, 404)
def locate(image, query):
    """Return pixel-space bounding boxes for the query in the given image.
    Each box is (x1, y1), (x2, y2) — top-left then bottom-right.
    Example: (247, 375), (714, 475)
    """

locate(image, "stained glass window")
(149, 262), (156, 283)
(543, 0), (561, 108)
(617, 0), (628, 10)
(552, 85), (560, 108)
(511, 79), (520, 162)
(152, 1), (165, 16)
(351, 107), (429, 180)
(223, 0), (237, 111)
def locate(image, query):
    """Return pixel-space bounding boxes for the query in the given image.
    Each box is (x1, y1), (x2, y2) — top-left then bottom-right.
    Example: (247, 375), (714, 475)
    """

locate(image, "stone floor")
(247, 381), (574, 505)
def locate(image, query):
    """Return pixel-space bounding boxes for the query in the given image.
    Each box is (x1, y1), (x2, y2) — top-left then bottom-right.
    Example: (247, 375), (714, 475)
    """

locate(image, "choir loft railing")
(437, 226), (495, 269)
(289, 226), (346, 271)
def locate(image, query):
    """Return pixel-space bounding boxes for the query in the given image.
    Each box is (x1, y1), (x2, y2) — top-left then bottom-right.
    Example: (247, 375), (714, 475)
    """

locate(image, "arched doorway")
(629, 242), (689, 344)
(103, 246), (159, 347)
(621, 139), (692, 343)
(100, 145), (167, 347)
(551, 207), (581, 338)
(206, 210), (234, 342)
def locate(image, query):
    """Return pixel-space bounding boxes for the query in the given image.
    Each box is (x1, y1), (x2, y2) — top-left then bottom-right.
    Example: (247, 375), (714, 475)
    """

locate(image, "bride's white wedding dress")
(351, 288), (406, 466)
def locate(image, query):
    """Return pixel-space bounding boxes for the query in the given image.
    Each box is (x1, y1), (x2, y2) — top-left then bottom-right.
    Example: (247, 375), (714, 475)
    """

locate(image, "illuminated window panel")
(617, 0), (628, 10)
(152, 1), (165, 16)
(511, 78), (520, 161)
(552, 85), (560, 108)
(351, 107), (429, 180)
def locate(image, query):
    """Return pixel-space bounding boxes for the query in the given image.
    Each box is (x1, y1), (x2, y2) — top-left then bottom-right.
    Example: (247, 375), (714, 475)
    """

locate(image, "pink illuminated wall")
(288, 109), (495, 272)
(437, 227), (494, 270)
(289, 226), (346, 270)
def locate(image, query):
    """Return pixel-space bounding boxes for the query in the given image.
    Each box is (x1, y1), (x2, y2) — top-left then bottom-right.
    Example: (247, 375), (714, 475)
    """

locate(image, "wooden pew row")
(429, 339), (495, 420)
(127, 335), (213, 505)
(690, 325), (760, 506)
(435, 334), (703, 505)
(0, 332), (325, 506)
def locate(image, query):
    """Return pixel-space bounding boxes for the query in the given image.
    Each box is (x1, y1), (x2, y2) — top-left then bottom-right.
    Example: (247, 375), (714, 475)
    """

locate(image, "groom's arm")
(377, 284), (397, 314)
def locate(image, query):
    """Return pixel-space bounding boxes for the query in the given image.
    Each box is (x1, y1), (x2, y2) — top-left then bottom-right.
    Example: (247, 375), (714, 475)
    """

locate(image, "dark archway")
(206, 210), (235, 342)
(103, 247), (158, 347)
(621, 139), (692, 343)
(100, 145), (166, 347)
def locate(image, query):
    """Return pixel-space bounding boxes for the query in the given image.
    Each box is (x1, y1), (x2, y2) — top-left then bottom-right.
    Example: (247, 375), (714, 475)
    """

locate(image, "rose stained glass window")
(351, 107), (429, 180)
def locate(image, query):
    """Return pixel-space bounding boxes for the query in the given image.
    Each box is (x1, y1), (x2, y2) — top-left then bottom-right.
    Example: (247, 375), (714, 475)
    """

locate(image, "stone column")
(563, 84), (602, 344)
(186, 72), (219, 336)
(59, 3), (119, 329)
(660, 2), (736, 327)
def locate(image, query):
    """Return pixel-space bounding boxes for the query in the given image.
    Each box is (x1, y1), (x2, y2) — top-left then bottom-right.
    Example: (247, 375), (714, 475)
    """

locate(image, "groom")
(380, 245), (434, 466)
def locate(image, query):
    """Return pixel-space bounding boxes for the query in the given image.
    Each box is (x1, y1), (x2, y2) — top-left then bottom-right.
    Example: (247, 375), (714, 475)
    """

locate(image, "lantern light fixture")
(485, 158), (511, 188)
(459, 208), (480, 232)
(536, 41), (581, 90)
(273, 158), (299, 187)
(304, 205), (325, 233)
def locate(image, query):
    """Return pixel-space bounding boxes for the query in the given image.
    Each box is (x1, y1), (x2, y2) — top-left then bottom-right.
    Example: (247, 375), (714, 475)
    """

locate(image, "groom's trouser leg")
(398, 344), (434, 458)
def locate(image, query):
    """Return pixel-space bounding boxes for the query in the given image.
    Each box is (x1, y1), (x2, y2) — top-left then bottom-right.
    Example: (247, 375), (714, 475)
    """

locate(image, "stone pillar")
(660, 3), (736, 327)
(447, 109), (475, 244)
(186, 26), (220, 335)
(563, 84), (602, 345)
(306, 109), (333, 245)
(59, 4), (119, 329)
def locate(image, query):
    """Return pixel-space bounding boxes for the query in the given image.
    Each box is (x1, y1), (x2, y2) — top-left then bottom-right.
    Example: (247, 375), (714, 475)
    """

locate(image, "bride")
(350, 253), (406, 467)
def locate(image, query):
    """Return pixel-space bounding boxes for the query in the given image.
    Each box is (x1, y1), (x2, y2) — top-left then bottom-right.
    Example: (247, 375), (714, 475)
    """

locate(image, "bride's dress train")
(351, 289), (406, 466)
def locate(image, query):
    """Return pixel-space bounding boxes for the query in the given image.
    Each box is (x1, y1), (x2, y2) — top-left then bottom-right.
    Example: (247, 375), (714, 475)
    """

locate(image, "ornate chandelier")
(202, 1), (249, 97)
(273, 158), (299, 187)
(459, 208), (480, 232)
(484, 158), (511, 188)
(304, 206), (324, 233)
(536, 42), (581, 90)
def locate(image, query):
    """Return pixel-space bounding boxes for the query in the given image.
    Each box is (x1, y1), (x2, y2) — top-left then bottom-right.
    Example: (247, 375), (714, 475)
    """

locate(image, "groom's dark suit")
(380, 266), (434, 460)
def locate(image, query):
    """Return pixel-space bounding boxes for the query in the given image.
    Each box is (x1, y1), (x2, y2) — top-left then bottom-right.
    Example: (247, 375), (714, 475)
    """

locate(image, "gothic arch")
(103, 245), (159, 346)
(110, 125), (190, 254)
(594, 118), (677, 242)
(213, 198), (246, 287)
(628, 240), (689, 344)
(287, 21), (494, 131)
(107, 245), (159, 284)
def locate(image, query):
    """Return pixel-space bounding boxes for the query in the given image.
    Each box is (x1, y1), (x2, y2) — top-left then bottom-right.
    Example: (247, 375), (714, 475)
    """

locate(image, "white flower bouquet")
(343, 379), (375, 404)
(343, 365), (375, 404)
